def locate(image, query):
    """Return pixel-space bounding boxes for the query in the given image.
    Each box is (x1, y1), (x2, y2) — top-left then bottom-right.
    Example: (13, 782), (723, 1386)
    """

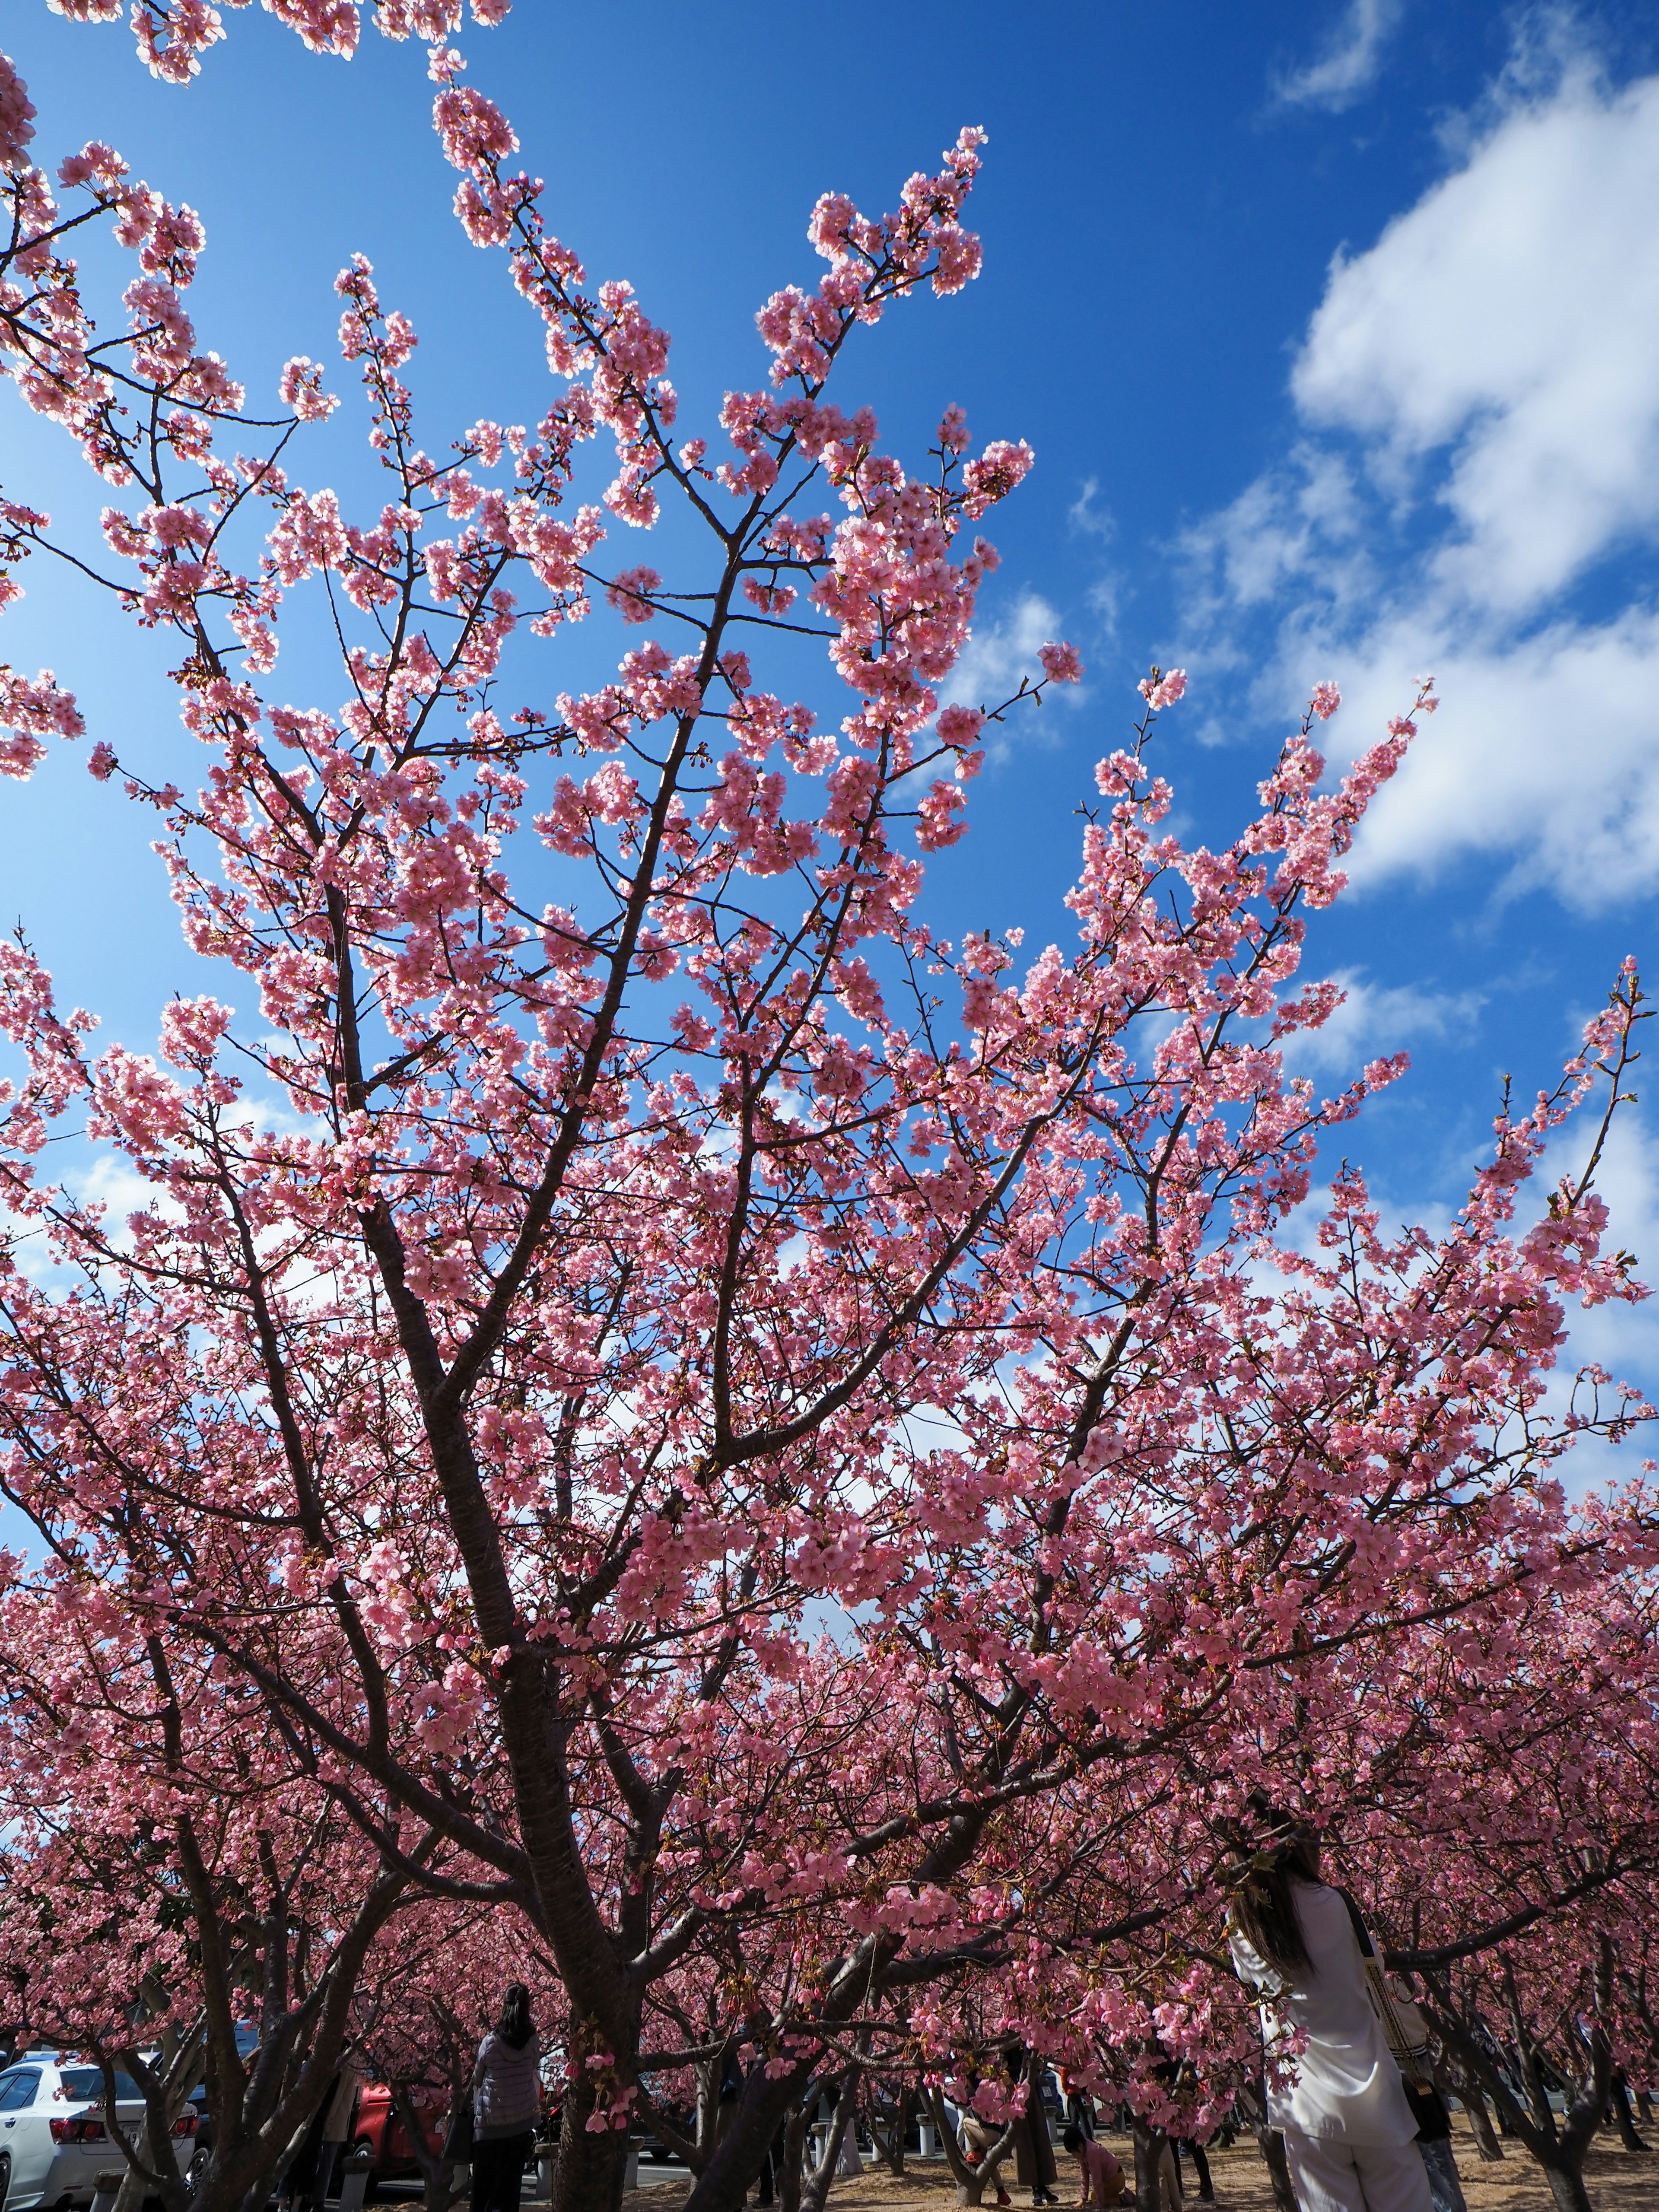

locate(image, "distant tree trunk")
(799, 2070), (858, 2212)
(1459, 2082), (1504, 2162)
(393, 2086), (462, 2212)
(868, 2081), (912, 2175)
(777, 2102), (808, 2212)
(1418, 1964), (1611, 2212)
(1609, 2072), (1649, 2153)
(1235, 2082), (1299, 2212)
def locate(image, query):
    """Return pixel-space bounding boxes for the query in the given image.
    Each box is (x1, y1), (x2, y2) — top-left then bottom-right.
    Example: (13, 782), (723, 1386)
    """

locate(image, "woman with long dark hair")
(1228, 1822), (1430, 2212)
(469, 1984), (542, 2212)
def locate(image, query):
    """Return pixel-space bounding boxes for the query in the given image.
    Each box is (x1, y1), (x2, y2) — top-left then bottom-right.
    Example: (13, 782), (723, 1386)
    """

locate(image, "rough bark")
(549, 2058), (631, 2212)
(1540, 2162), (1597, 2212)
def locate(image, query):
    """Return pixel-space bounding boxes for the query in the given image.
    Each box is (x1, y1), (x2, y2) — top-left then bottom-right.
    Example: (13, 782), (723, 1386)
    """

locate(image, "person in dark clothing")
(282, 2087), (332, 2212)
(470, 1985), (541, 2212)
(754, 2119), (787, 2206)
(1008, 2051), (1058, 2206)
(1173, 2136), (1214, 2203)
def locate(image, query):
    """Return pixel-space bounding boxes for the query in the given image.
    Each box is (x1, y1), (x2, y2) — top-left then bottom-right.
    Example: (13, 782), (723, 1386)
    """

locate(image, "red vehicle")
(349, 2085), (448, 2189)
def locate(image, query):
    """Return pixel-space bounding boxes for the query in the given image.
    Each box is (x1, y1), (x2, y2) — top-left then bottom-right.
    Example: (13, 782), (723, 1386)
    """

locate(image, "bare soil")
(620, 2119), (1659, 2212)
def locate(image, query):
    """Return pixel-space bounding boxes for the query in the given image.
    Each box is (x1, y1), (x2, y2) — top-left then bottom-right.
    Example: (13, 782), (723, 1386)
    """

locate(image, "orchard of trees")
(0, 9), (1656, 2212)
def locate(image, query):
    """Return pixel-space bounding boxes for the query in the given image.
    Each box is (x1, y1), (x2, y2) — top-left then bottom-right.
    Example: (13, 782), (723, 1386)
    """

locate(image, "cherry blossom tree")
(3, 20), (1657, 2212)
(0, 1586), (430, 2212)
(1320, 1562), (1659, 2212)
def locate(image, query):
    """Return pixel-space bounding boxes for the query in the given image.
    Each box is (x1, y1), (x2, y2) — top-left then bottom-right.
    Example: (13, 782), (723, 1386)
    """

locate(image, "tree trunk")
(1234, 2085), (1298, 2212)
(695, 2058), (720, 2164)
(920, 2087), (1014, 2208)
(388, 2085), (462, 2212)
(1461, 2085), (1504, 2162)
(1636, 2088), (1655, 2124)
(799, 2071), (858, 2212)
(777, 2104), (808, 2212)
(111, 2024), (209, 2212)
(1609, 2072), (1649, 2153)
(1540, 2158), (1596, 2212)
(1132, 2118), (1169, 2212)
(550, 2066), (628, 2212)
(868, 2082), (911, 2175)
(1262, 2128), (1300, 2212)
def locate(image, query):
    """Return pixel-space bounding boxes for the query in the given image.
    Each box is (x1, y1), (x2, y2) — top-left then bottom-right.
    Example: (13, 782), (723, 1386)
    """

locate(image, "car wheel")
(350, 2142), (380, 2205)
(0, 2151), (10, 2212)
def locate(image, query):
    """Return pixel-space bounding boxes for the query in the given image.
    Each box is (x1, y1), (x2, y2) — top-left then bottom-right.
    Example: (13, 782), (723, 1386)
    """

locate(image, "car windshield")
(57, 2070), (143, 2103)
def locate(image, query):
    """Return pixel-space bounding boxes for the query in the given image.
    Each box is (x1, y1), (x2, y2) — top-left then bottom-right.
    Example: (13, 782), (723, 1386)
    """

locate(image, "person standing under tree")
(1228, 1822), (1432, 2212)
(469, 1985), (542, 2212)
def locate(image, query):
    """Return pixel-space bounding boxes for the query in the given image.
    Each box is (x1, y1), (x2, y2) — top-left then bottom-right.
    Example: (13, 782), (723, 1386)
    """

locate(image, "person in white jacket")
(1228, 1828), (1431, 2212)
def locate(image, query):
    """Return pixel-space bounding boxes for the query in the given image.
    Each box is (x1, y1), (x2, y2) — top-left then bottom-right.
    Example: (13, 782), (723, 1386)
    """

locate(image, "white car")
(0, 2057), (195, 2212)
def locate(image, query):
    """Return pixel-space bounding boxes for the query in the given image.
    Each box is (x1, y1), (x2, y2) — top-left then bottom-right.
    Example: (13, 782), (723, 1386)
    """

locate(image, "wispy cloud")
(1068, 477), (1125, 644)
(1272, 0), (1405, 113)
(1068, 477), (1116, 542)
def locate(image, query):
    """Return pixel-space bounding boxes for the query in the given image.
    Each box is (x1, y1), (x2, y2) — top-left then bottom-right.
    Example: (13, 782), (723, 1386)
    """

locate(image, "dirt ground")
(619, 2119), (1659, 2212)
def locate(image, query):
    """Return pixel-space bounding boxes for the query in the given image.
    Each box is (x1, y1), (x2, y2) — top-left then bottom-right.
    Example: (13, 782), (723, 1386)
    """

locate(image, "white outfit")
(1281, 2133), (1437, 2212)
(1230, 1878), (1430, 2212)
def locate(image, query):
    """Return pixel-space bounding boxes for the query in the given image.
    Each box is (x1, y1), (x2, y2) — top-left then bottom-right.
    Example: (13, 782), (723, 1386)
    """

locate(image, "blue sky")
(1, 0), (1657, 1420)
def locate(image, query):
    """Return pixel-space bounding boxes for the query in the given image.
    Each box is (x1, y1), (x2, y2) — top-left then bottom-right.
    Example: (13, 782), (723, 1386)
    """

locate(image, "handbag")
(441, 2101), (475, 2166)
(1335, 1888), (1452, 2140)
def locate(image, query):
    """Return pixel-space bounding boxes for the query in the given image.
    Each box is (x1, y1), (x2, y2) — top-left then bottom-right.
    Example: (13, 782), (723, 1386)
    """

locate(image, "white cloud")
(1271, 0), (1405, 113)
(1281, 966), (1484, 1076)
(1068, 477), (1116, 542)
(947, 588), (1062, 707)
(1181, 444), (1367, 623)
(1558, 1106), (1659, 1389)
(1069, 478), (1125, 642)
(1293, 65), (1659, 616)
(1184, 44), (1659, 909)
(945, 588), (1083, 759)
(1296, 608), (1659, 902)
